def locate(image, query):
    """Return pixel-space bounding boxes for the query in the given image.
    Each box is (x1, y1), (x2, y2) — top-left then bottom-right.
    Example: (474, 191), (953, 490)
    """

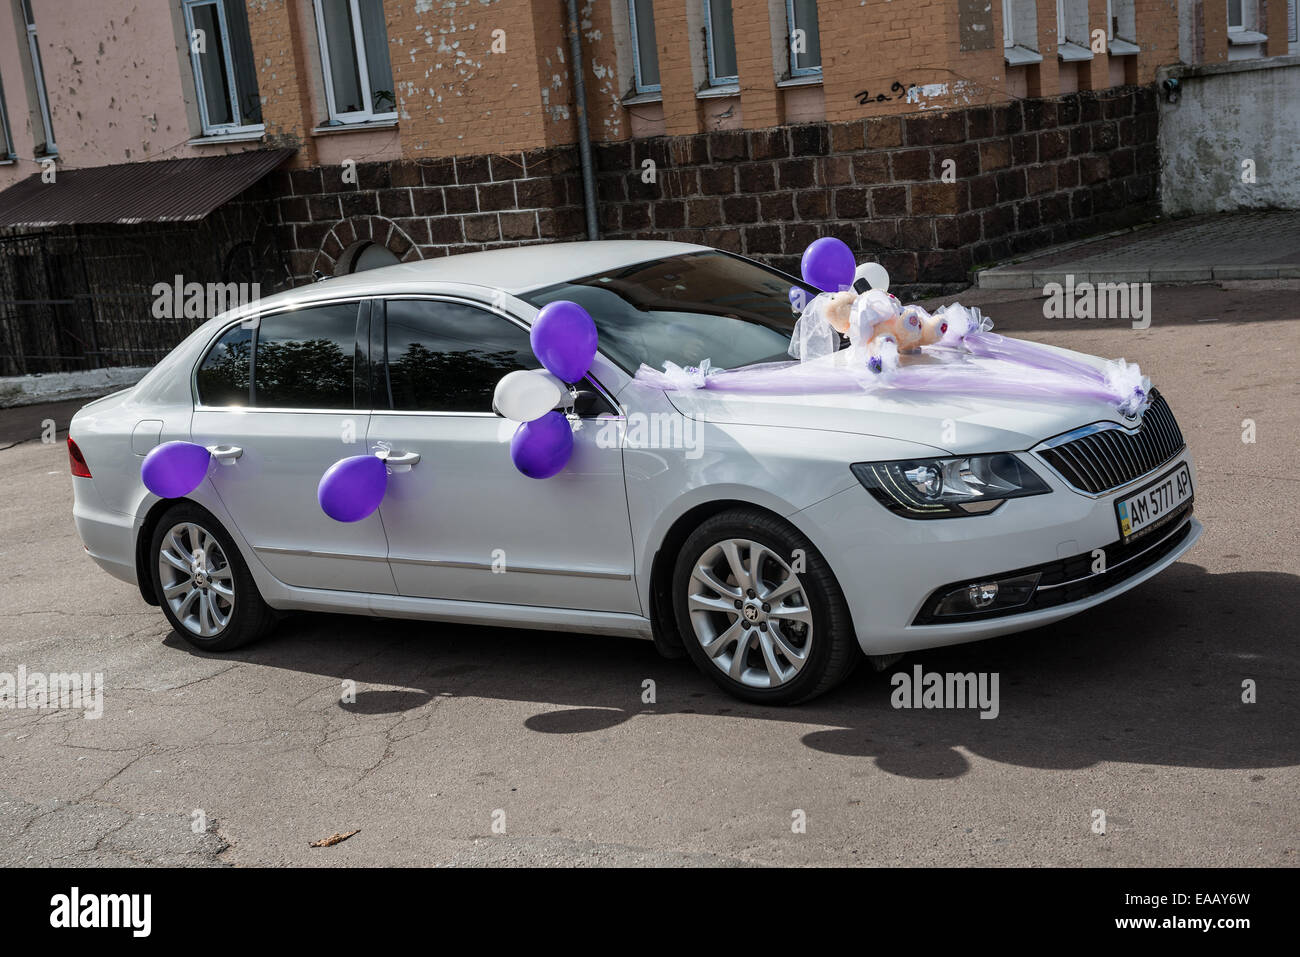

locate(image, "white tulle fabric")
(636, 296), (1153, 416)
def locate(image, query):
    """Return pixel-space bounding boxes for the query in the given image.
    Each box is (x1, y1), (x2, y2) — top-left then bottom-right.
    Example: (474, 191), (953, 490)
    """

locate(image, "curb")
(0, 367), (151, 409)
(978, 264), (1300, 289)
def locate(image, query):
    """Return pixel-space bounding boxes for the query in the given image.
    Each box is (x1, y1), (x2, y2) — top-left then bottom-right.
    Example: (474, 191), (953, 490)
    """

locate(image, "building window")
(182, 0), (264, 135)
(1107, 0), (1139, 53)
(1227, 0), (1250, 30)
(1226, 0), (1269, 56)
(703, 0), (739, 86)
(0, 77), (14, 160)
(20, 0), (55, 154)
(1056, 0), (1093, 59)
(786, 0), (821, 76)
(628, 0), (661, 93)
(1003, 0), (1042, 64)
(314, 0), (396, 124)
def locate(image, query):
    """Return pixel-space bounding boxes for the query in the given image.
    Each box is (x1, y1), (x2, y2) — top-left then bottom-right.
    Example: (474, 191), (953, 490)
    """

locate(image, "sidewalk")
(976, 211), (1300, 289)
(0, 366), (149, 409)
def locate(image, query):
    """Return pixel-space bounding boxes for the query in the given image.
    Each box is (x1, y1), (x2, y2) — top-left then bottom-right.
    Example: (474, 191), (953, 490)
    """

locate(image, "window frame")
(0, 75), (15, 160)
(20, 0), (55, 155)
(1003, 0), (1016, 48)
(192, 299), (368, 411)
(313, 0), (398, 125)
(785, 0), (822, 77)
(375, 295), (617, 418)
(181, 0), (264, 136)
(1226, 0), (1257, 32)
(702, 0), (740, 87)
(627, 0), (662, 95)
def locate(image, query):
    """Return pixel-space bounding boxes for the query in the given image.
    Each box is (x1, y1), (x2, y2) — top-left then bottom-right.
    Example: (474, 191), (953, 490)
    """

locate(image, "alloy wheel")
(157, 522), (235, 638)
(685, 538), (814, 689)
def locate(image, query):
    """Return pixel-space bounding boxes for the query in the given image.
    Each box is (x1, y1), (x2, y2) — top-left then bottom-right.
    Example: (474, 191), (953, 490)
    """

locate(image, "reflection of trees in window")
(389, 343), (530, 412)
(197, 337), (251, 405)
(255, 337), (353, 408)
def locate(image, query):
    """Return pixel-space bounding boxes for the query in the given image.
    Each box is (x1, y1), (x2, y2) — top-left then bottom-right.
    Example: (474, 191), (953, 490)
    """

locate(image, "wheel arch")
(134, 497), (231, 607)
(646, 497), (838, 658)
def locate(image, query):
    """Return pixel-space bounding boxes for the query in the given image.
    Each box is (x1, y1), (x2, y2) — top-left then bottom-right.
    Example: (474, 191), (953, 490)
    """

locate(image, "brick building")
(0, 1), (1296, 371)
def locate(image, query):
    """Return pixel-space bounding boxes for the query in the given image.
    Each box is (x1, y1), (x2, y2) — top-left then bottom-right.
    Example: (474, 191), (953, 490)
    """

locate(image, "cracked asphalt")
(1, 281), (1297, 867)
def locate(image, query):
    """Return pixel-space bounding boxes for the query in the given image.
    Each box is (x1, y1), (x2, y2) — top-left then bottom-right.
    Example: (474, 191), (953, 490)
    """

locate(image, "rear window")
(196, 325), (252, 406)
(519, 251), (811, 372)
(252, 302), (360, 409)
(196, 302), (363, 409)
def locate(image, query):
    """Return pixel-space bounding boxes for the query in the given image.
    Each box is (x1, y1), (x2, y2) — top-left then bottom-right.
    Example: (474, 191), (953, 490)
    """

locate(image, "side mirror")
(570, 388), (607, 417)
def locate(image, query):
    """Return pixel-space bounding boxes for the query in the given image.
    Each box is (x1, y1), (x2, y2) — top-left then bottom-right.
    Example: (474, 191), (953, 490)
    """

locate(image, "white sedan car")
(69, 241), (1201, 704)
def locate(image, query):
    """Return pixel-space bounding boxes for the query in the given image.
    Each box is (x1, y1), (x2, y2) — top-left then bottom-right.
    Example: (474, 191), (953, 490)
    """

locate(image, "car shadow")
(164, 561), (1299, 780)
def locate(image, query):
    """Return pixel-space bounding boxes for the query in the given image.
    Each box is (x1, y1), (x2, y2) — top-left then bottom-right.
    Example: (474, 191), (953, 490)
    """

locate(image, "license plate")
(1115, 463), (1193, 541)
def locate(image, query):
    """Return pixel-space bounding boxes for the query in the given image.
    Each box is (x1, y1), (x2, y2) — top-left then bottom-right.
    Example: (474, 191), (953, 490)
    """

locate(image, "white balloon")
(493, 369), (562, 422)
(855, 261), (890, 293)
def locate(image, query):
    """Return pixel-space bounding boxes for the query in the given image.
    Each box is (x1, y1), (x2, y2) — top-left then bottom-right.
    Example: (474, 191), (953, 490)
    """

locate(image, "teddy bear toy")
(915, 307), (949, 348)
(849, 289), (919, 353)
(814, 287), (954, 372)
(823, 290), (857, 336)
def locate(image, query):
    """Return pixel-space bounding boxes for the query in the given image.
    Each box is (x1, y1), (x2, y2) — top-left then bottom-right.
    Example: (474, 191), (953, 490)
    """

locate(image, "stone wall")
(265, 85), (1161, 296)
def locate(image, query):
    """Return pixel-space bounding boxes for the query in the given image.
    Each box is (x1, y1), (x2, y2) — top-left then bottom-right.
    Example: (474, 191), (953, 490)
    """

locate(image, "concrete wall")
(1158, 54), (1300, 214)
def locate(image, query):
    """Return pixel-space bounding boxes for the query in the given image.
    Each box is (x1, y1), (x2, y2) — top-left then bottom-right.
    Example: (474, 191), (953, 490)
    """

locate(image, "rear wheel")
(672, 508), (859, 704)
(149, 503), (276, 651)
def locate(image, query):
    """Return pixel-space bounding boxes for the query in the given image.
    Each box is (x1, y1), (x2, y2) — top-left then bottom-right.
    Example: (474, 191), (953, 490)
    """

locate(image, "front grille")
(1036, 390), (1185, 494)
(913, 507), (1194, 625)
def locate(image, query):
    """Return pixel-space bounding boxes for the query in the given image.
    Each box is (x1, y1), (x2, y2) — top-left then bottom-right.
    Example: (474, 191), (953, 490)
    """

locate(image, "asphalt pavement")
(1, 281), (1296, 866)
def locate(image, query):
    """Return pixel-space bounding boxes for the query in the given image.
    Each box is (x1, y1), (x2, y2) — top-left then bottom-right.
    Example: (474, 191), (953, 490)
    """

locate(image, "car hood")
(660, 351), (1137, 455)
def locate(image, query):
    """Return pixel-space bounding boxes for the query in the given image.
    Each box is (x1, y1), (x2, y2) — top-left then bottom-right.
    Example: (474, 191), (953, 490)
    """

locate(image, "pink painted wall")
(0, 0), (262, 191)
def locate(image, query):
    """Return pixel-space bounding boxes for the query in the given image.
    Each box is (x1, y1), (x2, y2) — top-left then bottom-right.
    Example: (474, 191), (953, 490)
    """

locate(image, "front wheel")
(672, 508), (859, 704)
(150, 502), (276, 651)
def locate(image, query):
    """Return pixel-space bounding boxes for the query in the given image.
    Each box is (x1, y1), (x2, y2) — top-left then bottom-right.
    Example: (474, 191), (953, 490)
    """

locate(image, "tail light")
(67, 436), (92, 477)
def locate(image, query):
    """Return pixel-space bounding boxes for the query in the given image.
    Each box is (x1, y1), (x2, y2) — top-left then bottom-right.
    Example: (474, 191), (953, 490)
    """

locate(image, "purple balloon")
(510, 411), (574, 480)
(318, 454), (388, 523)
(801, 237), (855, 292)
(530, 300), (598, 382)
(141, 441), (211, 498)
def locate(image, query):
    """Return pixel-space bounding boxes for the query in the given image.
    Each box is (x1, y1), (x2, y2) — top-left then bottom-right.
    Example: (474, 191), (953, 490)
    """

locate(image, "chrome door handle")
(207, 445), (243, 465)
(377, 449), (421, 472)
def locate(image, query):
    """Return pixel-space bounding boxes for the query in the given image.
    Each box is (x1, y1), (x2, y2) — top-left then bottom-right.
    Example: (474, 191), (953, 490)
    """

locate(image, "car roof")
(262, 239), (710, 309)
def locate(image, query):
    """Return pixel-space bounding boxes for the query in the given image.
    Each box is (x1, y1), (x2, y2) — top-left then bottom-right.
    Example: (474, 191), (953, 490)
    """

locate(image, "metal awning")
(0, 148), (295, 228)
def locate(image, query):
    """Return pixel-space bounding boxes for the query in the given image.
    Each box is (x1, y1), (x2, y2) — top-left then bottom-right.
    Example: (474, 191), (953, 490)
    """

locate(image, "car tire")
(672, 507), (859, 705)
(149, 502), (277, 652)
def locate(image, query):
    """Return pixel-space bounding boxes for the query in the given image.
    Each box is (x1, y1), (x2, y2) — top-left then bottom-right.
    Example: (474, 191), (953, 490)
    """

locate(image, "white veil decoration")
(787, 292), (839, 361)
(633, 289), (1153, 416)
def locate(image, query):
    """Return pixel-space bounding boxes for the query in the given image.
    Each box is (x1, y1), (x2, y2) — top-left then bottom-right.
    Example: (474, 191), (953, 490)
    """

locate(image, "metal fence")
(0, 216), (290, 376)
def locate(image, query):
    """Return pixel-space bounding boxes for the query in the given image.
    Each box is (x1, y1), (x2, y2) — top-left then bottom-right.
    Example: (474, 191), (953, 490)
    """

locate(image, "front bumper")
(792, 451), (1202, 655)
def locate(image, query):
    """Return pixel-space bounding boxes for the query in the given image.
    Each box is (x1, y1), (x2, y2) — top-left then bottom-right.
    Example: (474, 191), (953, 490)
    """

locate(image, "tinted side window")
(196, 324), (252, 406)
(253, 302), (360, 409)
(384, 300), (538, 412)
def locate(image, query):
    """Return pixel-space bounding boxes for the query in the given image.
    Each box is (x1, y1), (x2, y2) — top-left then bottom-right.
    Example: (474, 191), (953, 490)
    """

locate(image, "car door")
(191, 299), (396, 595)
(366, 296), (640, 613)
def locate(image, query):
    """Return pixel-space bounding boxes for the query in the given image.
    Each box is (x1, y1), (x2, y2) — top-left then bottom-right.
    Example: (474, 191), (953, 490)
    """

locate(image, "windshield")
(519, 251), (815, 373)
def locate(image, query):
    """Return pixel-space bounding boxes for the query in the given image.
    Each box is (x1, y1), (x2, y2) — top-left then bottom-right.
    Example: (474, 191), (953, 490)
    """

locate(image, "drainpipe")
(564, 0), (599, 240)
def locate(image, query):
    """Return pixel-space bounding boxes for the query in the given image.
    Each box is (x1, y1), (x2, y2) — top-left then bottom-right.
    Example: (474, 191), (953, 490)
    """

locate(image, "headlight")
(851, 453), (1051, 518)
